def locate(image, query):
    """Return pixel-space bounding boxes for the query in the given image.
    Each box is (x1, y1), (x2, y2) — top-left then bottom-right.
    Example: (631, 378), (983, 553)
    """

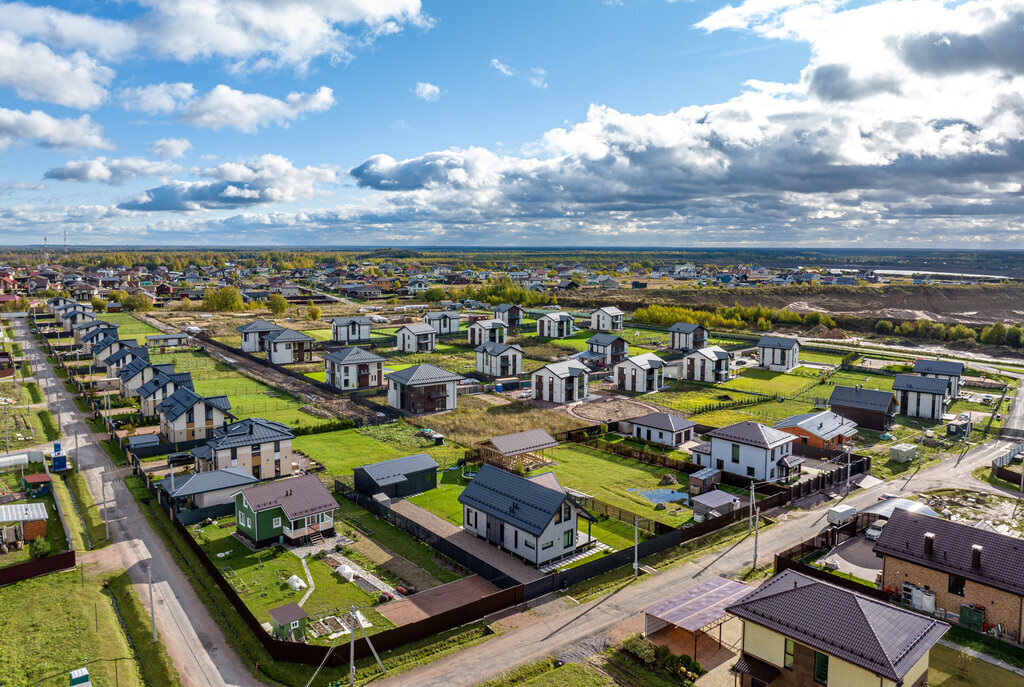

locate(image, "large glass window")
(731, 444), (740, 463)
(563, 530), (573, 548)
(784, 639), (794, 669)
(814, 652), (829, 684)
(949, 574), (966, 596)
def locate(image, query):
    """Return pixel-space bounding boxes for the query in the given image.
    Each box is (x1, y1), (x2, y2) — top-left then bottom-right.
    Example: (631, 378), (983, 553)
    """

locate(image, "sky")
(0, 0), (1022, 249)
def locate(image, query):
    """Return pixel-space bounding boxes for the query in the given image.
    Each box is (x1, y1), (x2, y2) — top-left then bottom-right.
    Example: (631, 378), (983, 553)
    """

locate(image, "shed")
(127, 434), (161, 451)
(353, 454), (439, 498)
(691, 490), (741, 522)
(268, 602), (307, 641)
(0, 450), (45, 471)
(21, 473), (52, 497)
(688, 467), (721, 496)
(0, 502), (48, 541)
(890, 443), (918, 463)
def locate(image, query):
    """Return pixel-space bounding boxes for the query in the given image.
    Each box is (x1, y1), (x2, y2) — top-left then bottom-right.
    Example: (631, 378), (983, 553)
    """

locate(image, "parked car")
(865, 519), (887, 541)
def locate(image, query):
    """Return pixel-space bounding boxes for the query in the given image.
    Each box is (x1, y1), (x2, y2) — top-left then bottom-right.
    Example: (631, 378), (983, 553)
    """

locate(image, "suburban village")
(1, 253), (1023, 687)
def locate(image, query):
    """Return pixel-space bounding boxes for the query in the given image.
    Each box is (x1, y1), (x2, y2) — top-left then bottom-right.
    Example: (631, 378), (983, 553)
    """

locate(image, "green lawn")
(294, 421), (466, 475)
(829, 369), (896, 391)
(148, 349), (314, 426)
(381, 341), (479, 375)
(928, 643), (1021, 687)
(648, 383), (757, 413)
(721, 368), (816, 396)
(97, 312), (163, 339)
(799, 349), (849, 364)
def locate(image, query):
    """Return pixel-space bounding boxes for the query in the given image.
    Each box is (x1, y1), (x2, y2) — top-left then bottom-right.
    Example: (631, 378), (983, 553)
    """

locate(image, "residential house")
(692, 421), (799, 481)
(676, 346), (730, 383)
(118, 359), (172, 398)
(668, 322), (708, 351)
(193, 417), (295, 479)
(475, 342), (523, 378)
(236, 320), (284, 353)
(423, 311), (460, 335)
(386, 363), (461, 414)
(613, 353), (666, 393)
(331, 316), (372, 345)
(532, 361), (588, 404)
(74, 320), (117, 347)
(46, 296), (75, 313)
(774, 411), (858, 450)
(599, 278), (620, 290)
(536, 312), (575, 338)
(91, 336), (132, 369)
(726, 568), (947, 687)
(913, 359), (965, 399)
(492, 303), (524, 329)
(353, 453), (439, 499)
(458, 464), (596, 567)
(138, 371), (193, 417)
(61, 308), (95, 332)
(161, 466), (259, 510)
(323, 347), (385, 390)
(234, 474), (336, 547)
(145, 333), (189, 350)
(875, 509), (1024, 640)
(263, 328), (314, 365)
(628, 412), (696, 448)
(757, 335), (800, 372)
(893, 374), (949, 420)
(590, 306), (625, 332)
(103, 344), (149, 376)
(581, 333), (628, 367)
(395, 323), (437, 353)
(828, 385), (897, 431)
(407, 278), (430, 293)
(157, 387), (234, 443)
(467, 319), (507, 347)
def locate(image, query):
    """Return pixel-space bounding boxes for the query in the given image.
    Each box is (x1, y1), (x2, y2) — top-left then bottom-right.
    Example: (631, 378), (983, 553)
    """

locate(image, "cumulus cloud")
(148, 138), (193, 160)
(0, 107), (111, 149)
(179, 85), (335, 132)
(45, 157), (180, 185)
(529, 67), (548, 89)
(0, 30), (113, 108)
(0, 2), (137, 59)
(898, 11), (1024, 76)
(118, 154), (337, 211)
(490, 58), (515, 76)
(413, 81), (441, 101)
(120, 82), (197, 114)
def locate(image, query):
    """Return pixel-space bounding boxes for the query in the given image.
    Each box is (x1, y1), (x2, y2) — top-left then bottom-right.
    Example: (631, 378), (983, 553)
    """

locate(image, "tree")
(90, 296), (107, 313)
(980, 323), (1007, 346)
(267, 293), (288, 315)
(422, 287), (446, 302)
(122, 294), (153, 312)
(1005, 325), (1023, 349)
(874, 319), (894, 335)
(306, 305), (321, 321)
(28, 538), (51, 559)
(202, 286), (243, 312)
(756, 317), (772, 331)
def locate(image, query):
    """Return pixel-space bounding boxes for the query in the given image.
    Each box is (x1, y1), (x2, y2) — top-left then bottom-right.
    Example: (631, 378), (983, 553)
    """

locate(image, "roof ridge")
(850, 594), (895, 673)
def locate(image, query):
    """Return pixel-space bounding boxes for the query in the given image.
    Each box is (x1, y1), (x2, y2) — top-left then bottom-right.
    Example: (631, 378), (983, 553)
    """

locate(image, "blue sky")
(0, 0), (1022, 247)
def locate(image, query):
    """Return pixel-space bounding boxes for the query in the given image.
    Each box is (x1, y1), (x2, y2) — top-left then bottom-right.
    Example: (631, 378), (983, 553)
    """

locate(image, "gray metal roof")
(619, 352), (665, 371)
(104, 344), (147, 367)
(536, 360), (588, 378)
(913, 358), (964, 377)
(668, 322), (705, 333)
(263, 327), (315, 344)
(643, 576), (750, 633)
(235, 319), (283, 334)
(707, 421), (795, 449)
(774, 411), (858, 441)
(756, 335), (799, 350)
(474, 342), (523, 356)
(539, 311), (574, 322)
(481, 429), (559, 458)
(726, 569), (948, 682)
(239, 474), (336, 520)
(72, 319), (108, 331)
(892, 374), (950, 395)
(117, 357), (152, 381)
(146, 333), (188, 342)
(593, 306), (624, 316)
(127, 434), (160, 448)
(0, 502), (48, 522)
(164, 466), (259, 498)
(355, 453), (439, 487)
(331, 316), (371, 326)
(138, 371), (194, 398)
(457, 464), (569, 537)
(859, 498), (939, 520)
(423, 311), (459, 321)
(470, 318), (506, 330)
(829, 385), (895, 412)
(82, 326), (119, 342)
(157, 386), (234, 422)
(691, 490), (740, 510)
(398, 323), (437, 335)
(386, 363), (461, 386)
(629, 411), (696, 433)
(492, 303), (519, 313)
(323, 347), (385, 365)
(586, 333), (626, 347)
(207, 418), (294, 450)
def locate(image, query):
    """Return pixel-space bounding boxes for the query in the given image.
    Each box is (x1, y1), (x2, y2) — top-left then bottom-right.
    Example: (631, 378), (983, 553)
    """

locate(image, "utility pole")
(102, 475), (109, 541)
(633, 516), (638, 579)
(149, 566), (156, 643)
(749, 482), (754, 533)
(349, 608), (356, 687)
(752, 507), (760, 569)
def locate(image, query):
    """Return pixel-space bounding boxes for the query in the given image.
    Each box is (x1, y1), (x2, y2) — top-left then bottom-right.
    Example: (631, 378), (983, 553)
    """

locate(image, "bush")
(268, 293), (288, 315)
(29, 537), (51, 559)
(621, 633), (656, 664)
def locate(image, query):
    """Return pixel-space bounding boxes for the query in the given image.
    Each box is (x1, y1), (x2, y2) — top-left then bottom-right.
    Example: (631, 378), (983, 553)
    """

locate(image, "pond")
(628, 487), (690, 505)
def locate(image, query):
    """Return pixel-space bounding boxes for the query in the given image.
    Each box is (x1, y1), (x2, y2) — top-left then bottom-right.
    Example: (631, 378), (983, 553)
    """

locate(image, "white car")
(864, 519), (886, 541)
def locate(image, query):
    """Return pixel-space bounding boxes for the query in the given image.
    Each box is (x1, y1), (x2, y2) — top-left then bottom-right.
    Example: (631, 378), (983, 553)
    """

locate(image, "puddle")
(628, 487), (690, 505)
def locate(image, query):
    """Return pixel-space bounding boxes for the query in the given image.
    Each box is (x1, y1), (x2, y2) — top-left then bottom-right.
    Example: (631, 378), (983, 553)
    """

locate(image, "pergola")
(476, 428), (559, 471)
(642, 576), (751, 659)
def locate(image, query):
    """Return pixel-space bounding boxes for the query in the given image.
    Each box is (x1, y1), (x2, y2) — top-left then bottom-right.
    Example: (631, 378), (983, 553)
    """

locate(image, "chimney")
(924, 532), (934, 555)
(972, 544), (982, 569)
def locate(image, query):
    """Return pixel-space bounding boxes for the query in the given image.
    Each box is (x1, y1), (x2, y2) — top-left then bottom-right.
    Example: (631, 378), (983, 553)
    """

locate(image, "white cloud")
(490, 58), (516, 76)
(0, 107), (112, 149)
(179, 85), (336, 132)
(148, 138), (193, 160)
(0, 30), (113, 108)
(413, 81), (441, 101)
(529, 67), (548, 89)
(45, 157), (181, 185)
(0, 2), (137, 60)
(120, 82), (197, 115)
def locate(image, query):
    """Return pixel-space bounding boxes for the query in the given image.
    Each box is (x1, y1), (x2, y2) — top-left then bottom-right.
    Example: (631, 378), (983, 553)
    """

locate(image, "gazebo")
(642, 576), (751, 659)
(476, 428), (559, 471)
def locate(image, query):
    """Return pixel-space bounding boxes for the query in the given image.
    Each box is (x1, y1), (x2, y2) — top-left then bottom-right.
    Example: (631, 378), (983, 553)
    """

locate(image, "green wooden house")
(234, 474), (337, 547)
(269, 602), (307, 642)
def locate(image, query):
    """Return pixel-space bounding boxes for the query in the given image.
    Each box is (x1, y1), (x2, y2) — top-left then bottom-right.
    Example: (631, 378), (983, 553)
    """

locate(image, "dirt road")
(18, 319), (262, 687)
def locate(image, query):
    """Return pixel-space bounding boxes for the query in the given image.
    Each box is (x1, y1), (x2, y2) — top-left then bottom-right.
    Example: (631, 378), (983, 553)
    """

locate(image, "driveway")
(820, 537), (882, 583)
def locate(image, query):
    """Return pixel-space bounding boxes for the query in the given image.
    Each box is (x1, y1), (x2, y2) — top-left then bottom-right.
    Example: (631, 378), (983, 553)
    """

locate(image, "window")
(205, 405), (214, 422)
(185, 408), (194, 423)
(771, 447), (776, 461)
(563, 530), (573, 548)
(274, 441), (280, 452)
(770, 468), (775, 479)
(948, 574), (966, 596)
(731, 444), (740, 463)
(746, 466), (755, 477)
(525, 540), (535, 549)
(542, 541), (553, 550)
(784, 639), (794, 669)
(562, 502), (571, 522)
(716, 459), (724, 470)
(290, 620), (299, 630)
(813, 652), (829, 684)
(273, 517), (281, 528)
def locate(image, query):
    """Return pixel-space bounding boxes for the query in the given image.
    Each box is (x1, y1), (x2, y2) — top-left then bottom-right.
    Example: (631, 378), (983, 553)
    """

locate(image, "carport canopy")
(642, 576), (750, 655)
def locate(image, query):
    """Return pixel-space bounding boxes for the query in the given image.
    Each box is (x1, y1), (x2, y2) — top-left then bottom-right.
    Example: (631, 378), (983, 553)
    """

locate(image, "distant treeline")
(633, 304), (836, 332)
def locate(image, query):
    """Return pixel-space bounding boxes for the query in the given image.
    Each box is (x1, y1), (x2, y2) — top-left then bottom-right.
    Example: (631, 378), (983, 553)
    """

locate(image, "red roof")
(23, 473), (51, 484)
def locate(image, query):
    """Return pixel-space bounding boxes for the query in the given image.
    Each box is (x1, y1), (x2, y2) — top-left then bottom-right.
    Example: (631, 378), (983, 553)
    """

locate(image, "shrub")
(621, 633), (656, 664)
(654, 644), (671, 666)
(29, 537), (51, 559)
(267, 294), (288, 315)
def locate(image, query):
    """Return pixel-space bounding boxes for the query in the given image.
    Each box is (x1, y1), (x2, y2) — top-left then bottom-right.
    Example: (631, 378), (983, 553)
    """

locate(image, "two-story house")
(331, 316), (372, 345)
(236, 319), (284, 353)
(532, 361), (588, 404)
(386, 363), (461, 414)
(492, 303), (523, 330)
(590, 306), (624, 332)
(475, 342), (523, 378)
(678, 345), (730, 383)
(423, 311), (460, 335)
(103, 344), (149, 376)
(668, 322), (708, 351)
(613, 353), (666, 393)
(828, 385), (897, 431)
(73, 319), (116, 346)
(395, 323), (437, 353)
(157, 386), (235, 443)
(467, 319), (507, 347)
(692, 421), (798, 481)
(912, 359), (964, 400)
(757, 335), (800, 372)
(536, 312), (575, 339)
(892, 374), (949, 420)
(234, 474), (337, 547)
(459, 464), (596, 567)
(726, 568), (947, 687)
(138, 371), (193, 417)
(581, 334), (628, 367)
(91, 336), (132, 369)
(118, 359), (173, 398)
(193, 417), (295, 479)
(263, 328), (314, 365)
(323, 347), (385, 390)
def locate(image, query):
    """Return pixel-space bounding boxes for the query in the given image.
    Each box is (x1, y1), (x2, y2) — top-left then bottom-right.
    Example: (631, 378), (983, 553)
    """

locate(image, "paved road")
(380, 379), (1024, 686)
(17, 319), (261, 687)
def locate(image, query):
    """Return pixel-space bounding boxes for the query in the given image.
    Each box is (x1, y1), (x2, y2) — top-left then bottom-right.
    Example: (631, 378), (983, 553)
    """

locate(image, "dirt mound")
(819, 328), (848, 339)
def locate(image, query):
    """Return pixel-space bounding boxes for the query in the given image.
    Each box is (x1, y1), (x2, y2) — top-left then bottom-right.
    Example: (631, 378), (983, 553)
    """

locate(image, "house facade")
(324, 347), (385, 390)
(492, 304), (523, 329)
(193, 417), (295, 479)
(475, 342), (523, 378)
(467, 319), (507, 347)
(236, 320), (284, 353)
(353, 453), (438, 499)
(913, 359), (964, 398)
(386, 363), (461, 414)
(668, 322), (708, 351)
(331, 317), (371, 345)
(893, 374), (949, 420)
(613, 353), (666, 393)
(629, 412), (696, 448)
(532, 361), (588, 404)
(536, 312), (575, 338)
(677, 345), (730, 383)
(395, 323), (437, 353)
(774, 410), (858, 450)
(264, 328), (314, 365)
(138, 372), (193, 417)
(157, 387), (234, 443)
(692, 421), (798, 481)
(757, 335), (800, 372)
(584, 334), (628, 367)
(590, 306), (624, 331)
(234, 474), (337, 547)
(423, 311), (460, 335)
(828, 385), (897, 431)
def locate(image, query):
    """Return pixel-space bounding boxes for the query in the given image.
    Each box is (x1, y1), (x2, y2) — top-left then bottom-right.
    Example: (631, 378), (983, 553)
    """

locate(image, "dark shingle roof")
(331, 316), (371, 326)
(263, 328), (315, 344)
(629, 412), (696, 433)
(586, 333), (625, 347)
(474, 342), (523, 356)
(481, 429), (559, 458)
(386, 363), (461, 386)
(105, 345), (148, 367)
(163, 466), (258, 498)
(117, 357), (152, 381)
(157, 387), (234, 422)
(914, 359), (964, 377)
(874, 509), (1024, 596)
(82, 326), (118, 342)
(707, 421), (794, 449)
(323, 347), (385, 365)
(356, 453), (439, 487)
(757, 335), (799, 350)
(892, 374), (950, 395)
(458, 464), (568, 537)
(236, 319), (283, 334)
(240, 474), (336, 520)
(829, 385), (895, 412)
(726, 569), (948, 682)
(668, 322), (705, 333)
(269, 602), (307, 625)
(138, 371), (193, 398)
(207, 418), (294, 450)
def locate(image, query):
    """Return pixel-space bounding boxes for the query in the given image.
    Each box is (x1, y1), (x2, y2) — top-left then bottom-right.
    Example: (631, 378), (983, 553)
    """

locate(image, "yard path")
(347, 535), (442, 590)
(379, 378), (1024, 687)
(298, 557), (316, 606)
(19, 319), (262, 687)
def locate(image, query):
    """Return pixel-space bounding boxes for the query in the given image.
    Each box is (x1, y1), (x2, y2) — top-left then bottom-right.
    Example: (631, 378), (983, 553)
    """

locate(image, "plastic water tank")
(921, 590), (936, 614)
(912, 586), (924, 610)
(496, 383), (503, 393)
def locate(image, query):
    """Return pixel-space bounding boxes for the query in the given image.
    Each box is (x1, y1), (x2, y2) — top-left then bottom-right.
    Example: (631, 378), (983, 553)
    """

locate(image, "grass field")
(928, 643), (1018, 686)
(829, 369), (896, 391)
(799, 349), (849, 364)
(382, 341), (480, 375)
(294, 421), (466, 474)
(149, 349), (314, 426)
(405, 395), (587, 448)
(721, 368), (817, 396)
(97, 312), (163, 340)
(648, 383), (757, 413)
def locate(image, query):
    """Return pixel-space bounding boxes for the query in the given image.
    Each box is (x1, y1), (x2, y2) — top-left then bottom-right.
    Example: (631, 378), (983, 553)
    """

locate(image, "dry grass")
(408, 395), (588, 447)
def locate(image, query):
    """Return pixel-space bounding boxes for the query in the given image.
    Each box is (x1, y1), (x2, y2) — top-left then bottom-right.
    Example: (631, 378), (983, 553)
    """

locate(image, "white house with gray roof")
(423, 311), (460, 335)
(675, 345), (730, 383)
(263, 328), (314, 365)
(590, 306), (624, 332)
(386, 363), (461, 414)
(138, 371), (193, 416)
(118, 360), (173, 398)
(893, 374), (950, 420)
(467, 319), (507, 347)
(913, 358), (964, 398)
(331, 316), (371, 345)
(668, 322), (708, 351)
(628, 411), (696, 448)
(756, 335), (800, 372)
(692, 420), (799, 481)
(157, 386), (235, 443)
(613, 352), (666, 393)
(236, 319), (283, 353)
(475, 342), (523, 378)
(395, 323), (437, 353)
(193, 417), (295, 478)
(532, 361), (588, 404)
(324, 347), (385, 390)
(161, 466), (259, 509)
(536, 312), (575, 339)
